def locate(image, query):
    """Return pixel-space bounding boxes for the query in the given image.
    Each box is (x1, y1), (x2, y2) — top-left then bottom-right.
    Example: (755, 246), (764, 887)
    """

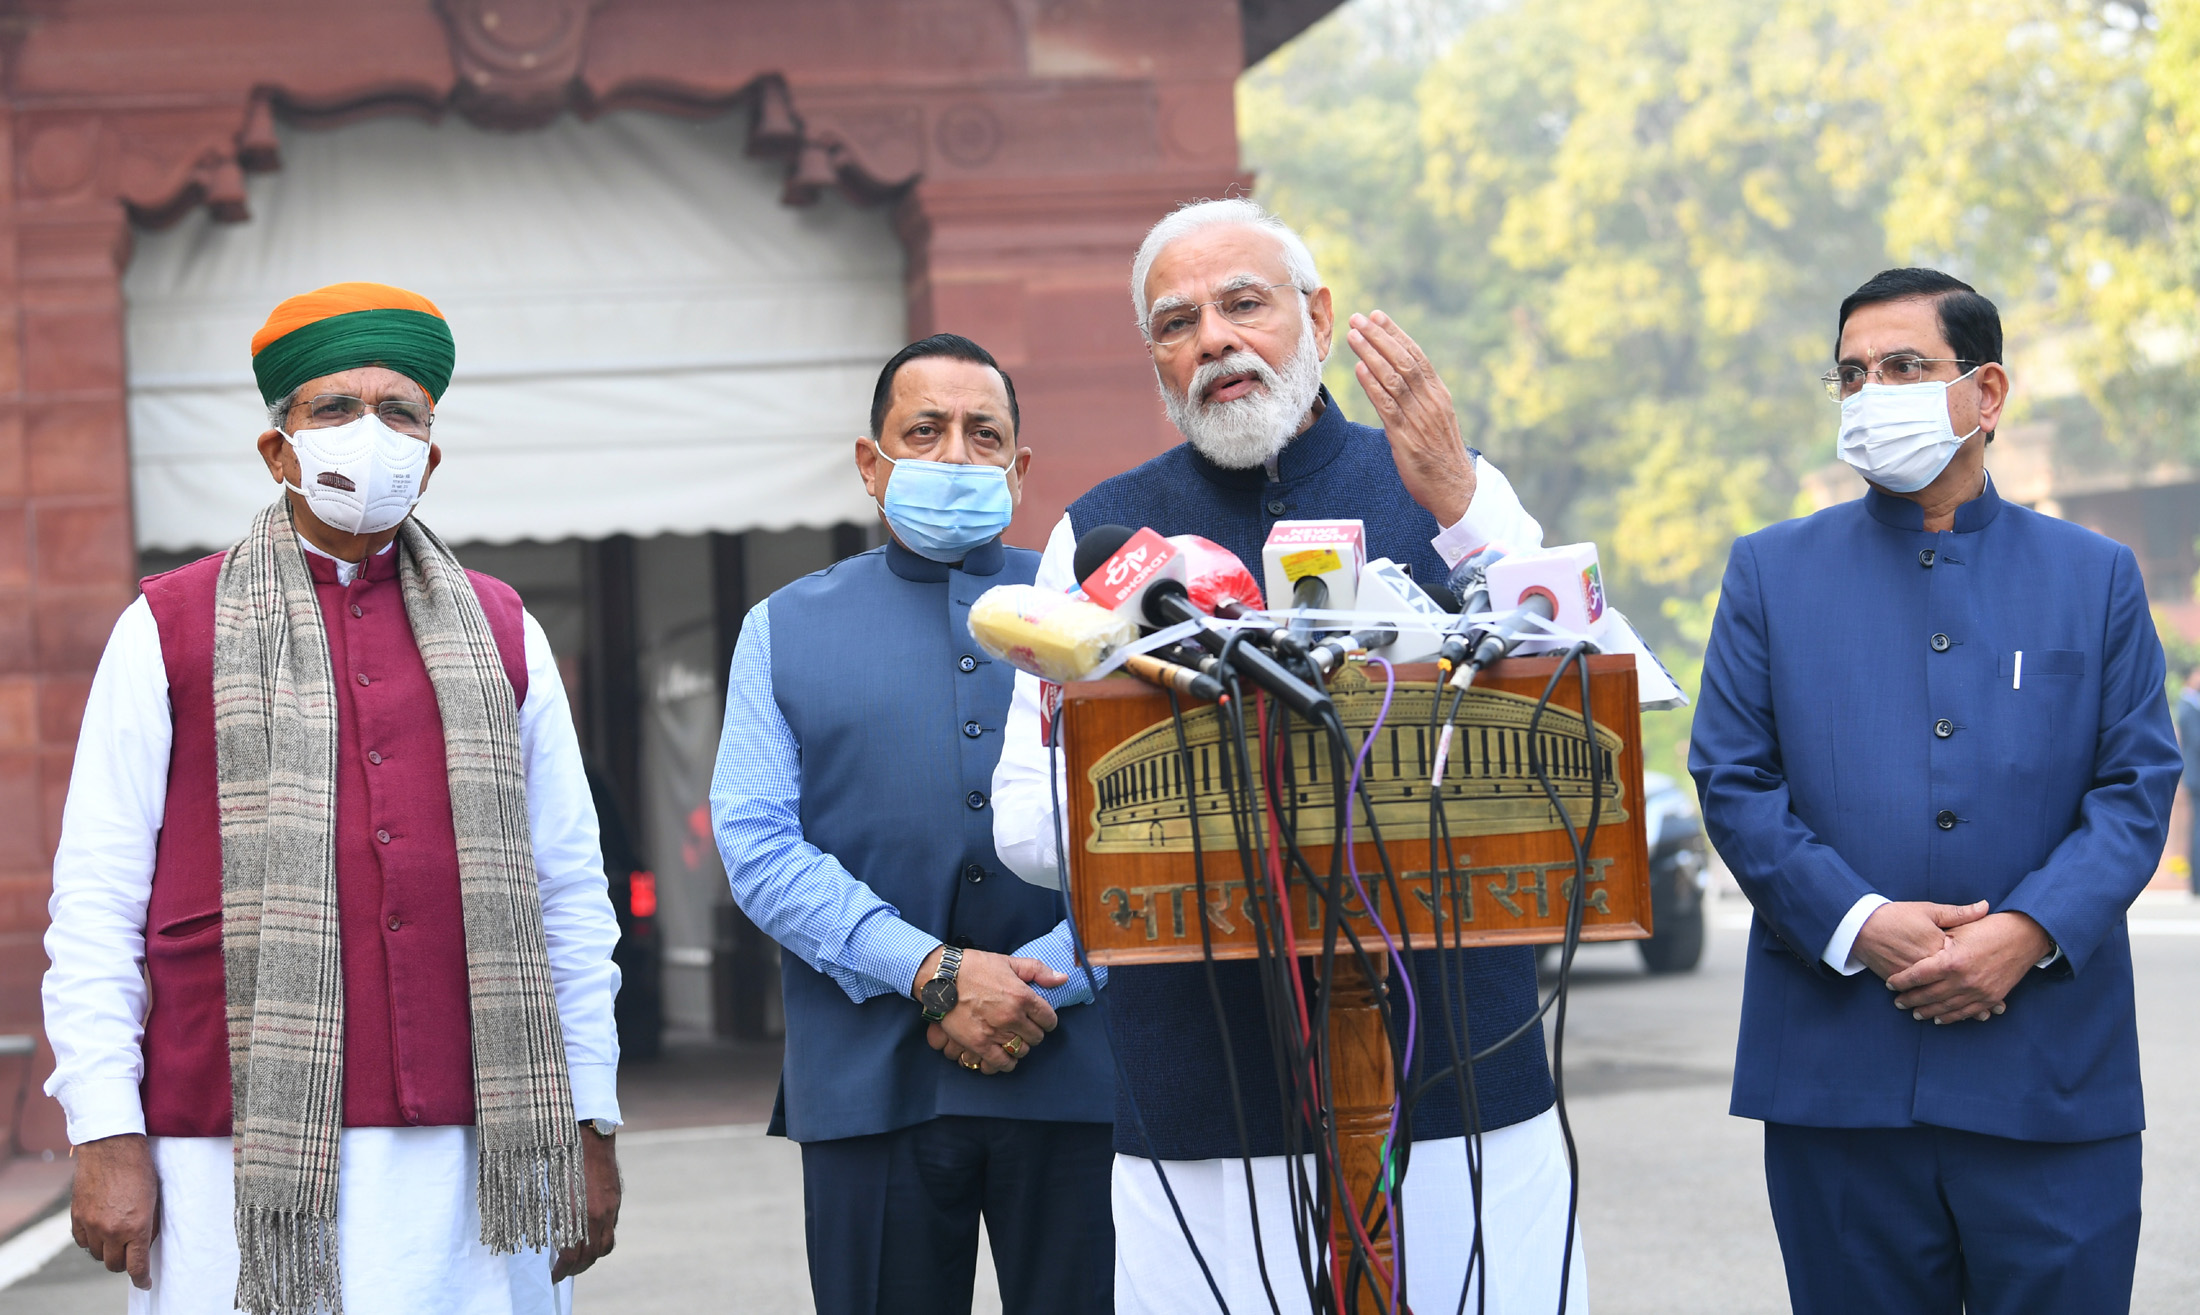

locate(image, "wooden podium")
(1057, 654), (1651, 1312)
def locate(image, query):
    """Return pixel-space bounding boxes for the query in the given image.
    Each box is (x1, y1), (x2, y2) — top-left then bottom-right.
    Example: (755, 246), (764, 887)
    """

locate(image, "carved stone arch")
(103, 10), (928, 233)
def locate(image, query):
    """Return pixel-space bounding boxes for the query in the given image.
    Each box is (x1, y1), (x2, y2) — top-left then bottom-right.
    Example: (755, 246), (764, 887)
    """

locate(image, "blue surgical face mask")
(869, 439), (1016, 562)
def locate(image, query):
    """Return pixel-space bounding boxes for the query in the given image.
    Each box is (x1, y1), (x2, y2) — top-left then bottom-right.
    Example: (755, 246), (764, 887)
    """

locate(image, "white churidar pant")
(1112, 1107), (1589, 1314)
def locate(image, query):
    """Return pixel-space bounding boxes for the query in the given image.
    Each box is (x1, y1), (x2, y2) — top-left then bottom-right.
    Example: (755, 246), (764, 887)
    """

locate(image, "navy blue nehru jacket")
(1691, 478), (2179, 1142)
(749, 539), (1115, 1142)
(1067, 390), (1554, 1160)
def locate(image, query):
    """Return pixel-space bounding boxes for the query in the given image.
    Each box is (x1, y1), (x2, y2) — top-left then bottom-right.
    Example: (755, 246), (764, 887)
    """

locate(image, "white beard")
(1158, 311), (1326, 470)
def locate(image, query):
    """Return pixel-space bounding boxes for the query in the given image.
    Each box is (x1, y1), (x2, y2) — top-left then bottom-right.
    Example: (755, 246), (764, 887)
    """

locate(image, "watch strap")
(919, 945), (963, 1019)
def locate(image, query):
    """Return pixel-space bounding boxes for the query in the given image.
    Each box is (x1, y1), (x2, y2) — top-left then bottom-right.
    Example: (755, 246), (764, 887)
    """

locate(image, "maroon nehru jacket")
(137, 547), (528, 1136)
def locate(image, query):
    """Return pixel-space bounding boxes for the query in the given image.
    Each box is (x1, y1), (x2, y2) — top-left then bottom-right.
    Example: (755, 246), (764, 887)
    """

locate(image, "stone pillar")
(1, 112), (138, 1154)
(899, 170), (1249, 550)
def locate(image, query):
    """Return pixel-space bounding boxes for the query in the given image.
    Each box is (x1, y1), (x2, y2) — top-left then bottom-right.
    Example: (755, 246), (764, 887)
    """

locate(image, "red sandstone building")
(0, 0), (1342, 1156)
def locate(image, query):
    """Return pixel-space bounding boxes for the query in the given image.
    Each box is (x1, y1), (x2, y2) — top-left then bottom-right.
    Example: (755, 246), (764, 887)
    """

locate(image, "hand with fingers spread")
(71, 1133), (159, 1290)
(1886, 911), (2052, 1025)
(1346, 311), (1478, 526)
(1851, 899), (1990, 982)
(914, 947), (1063, 1074)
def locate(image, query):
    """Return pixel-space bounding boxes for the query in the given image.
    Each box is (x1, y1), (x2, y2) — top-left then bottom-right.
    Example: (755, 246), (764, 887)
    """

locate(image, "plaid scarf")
(212, 499), (584, 1315)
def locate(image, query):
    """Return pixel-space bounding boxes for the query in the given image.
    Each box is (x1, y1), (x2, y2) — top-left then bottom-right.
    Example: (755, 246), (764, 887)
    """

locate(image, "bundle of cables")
(1046, 643), (1607, 1315)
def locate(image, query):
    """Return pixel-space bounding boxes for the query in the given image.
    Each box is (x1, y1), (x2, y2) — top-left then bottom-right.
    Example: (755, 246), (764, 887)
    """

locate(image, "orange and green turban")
(250, 282), (455, 405)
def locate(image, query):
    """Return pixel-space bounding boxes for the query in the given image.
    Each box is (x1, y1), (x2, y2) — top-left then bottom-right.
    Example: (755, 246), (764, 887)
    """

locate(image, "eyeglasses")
(1820, 356), (1972, 401)
(1145, 282), (1303, 347)
(293, 393), (433, 436)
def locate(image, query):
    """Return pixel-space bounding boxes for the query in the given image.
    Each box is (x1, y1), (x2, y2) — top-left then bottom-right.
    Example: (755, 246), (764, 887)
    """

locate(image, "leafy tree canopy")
(1243, 0), (2200, 766)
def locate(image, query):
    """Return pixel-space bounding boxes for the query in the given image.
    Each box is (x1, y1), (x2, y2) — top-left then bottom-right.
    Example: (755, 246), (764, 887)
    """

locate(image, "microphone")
(969, 584), (1138, 683)
(1076, 525), (1334, 720)
(1436, 545), (1508, 670)
(1484, 541), (1605, 637)
(1351, 556), (1452, 664)
(1120, 652), (1227, 703)
(1446, 542), (1604, 690)
(1170, 535), (1266, 615)
(1260, 520), (1365, 646)
(1305, 626), (1400, 675)
(969, 583), (1225, 701)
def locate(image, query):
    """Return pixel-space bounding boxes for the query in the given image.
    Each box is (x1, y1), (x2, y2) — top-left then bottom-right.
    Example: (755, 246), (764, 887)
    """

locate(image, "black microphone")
(1437, 545), (1508, 669)
(1467, 593), (1557, 671)
(1075, 524), (1334, 720)
(1306, 625), (1401, 675)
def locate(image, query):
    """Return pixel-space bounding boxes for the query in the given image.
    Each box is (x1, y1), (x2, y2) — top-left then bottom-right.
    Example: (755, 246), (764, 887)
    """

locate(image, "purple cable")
(1339, 655), (1418, 1312)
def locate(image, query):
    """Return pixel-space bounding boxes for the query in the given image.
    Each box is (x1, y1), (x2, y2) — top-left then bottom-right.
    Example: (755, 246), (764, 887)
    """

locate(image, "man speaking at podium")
(712, 334), (1116, 1315)
(991, 199), (1586, 1312)
(1692, 269), (2180, 1313)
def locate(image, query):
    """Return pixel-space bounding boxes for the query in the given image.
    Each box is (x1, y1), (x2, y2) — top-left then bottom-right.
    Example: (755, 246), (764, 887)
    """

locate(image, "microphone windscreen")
(1167, 535), (1266, 612)
(968, 585), (1139, 683)
(1073, 524), (1138, 585)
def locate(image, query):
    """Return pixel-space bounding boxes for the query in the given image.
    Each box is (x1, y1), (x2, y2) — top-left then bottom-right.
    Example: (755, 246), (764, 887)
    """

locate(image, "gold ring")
(960, 1053), (982, 1072)
(1002, 1035), (1024, 1059)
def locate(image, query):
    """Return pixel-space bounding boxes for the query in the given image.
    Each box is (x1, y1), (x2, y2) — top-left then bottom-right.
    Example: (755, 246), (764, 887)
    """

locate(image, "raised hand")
(1347, 311), (1477, 526)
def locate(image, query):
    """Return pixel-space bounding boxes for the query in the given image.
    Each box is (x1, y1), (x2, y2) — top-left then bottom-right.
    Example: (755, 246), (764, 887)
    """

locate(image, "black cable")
(1045, 700), (1233, 1315)
(1166, 684), (1287, 1315)
(1214, 669), (1326, 1303)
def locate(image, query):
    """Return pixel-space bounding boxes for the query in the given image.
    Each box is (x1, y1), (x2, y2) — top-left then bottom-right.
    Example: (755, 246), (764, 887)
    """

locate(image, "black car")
(1538, 770), (1709, 975)
(1635, 771), (1708, 973)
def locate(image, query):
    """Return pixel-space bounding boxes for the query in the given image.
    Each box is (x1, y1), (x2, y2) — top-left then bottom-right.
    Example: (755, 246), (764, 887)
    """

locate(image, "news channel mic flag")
(1690, 267), (2182, 1314)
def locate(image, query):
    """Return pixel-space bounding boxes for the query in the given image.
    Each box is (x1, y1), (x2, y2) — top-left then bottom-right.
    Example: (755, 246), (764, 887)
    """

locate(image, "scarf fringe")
(233, 1205), (341, 1315)
(478, 1142), (590, 1255)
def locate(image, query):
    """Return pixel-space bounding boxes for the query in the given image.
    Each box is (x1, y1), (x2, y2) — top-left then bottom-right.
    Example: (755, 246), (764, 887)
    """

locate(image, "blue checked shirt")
(712, 601), (1099, 1009)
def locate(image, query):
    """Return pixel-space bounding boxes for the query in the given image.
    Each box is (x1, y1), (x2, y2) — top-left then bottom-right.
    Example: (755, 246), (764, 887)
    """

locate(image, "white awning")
(124, 110), (906, 551)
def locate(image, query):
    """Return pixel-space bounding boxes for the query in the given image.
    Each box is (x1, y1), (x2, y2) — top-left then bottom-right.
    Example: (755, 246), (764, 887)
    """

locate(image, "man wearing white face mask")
(44, 282), (624, 1314)
(711, 334), (1117, 1314)
(1691, 268), (2180, 1313)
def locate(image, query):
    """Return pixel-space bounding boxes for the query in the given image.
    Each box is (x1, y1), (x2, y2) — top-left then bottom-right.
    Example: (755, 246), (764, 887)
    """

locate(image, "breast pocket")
(1998, 649), (2085, 684)
(1993, 649), (2089, 763)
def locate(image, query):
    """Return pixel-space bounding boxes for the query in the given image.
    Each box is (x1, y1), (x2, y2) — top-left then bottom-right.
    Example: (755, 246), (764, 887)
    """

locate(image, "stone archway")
(1, 0), (1263, 1155)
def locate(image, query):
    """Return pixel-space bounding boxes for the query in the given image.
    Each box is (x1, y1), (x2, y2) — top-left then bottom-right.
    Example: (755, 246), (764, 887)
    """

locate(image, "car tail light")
(629, 870), (658, 919)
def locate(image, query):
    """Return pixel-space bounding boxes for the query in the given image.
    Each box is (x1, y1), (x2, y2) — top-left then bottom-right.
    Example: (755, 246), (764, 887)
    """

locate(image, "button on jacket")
(712, 539), (1114, 1143)
(1690, 478), (2179, 1142)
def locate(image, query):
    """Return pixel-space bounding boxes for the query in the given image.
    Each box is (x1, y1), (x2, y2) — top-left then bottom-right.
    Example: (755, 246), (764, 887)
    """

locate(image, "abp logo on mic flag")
(1581, 562), (1606, 623)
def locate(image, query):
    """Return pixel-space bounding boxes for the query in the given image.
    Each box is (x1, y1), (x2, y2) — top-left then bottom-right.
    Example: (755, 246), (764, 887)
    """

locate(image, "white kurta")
(991, 461), (1589, 1314)
(43, 543), (623, 1315)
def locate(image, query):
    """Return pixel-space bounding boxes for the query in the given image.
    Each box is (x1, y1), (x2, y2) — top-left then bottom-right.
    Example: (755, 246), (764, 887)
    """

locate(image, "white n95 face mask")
(1836, 369), (1980, 494)
(283, 413), (430, 535)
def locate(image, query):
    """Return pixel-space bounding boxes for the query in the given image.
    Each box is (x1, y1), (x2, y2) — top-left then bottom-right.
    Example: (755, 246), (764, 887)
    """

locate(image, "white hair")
(1130, 198), (1321, 335)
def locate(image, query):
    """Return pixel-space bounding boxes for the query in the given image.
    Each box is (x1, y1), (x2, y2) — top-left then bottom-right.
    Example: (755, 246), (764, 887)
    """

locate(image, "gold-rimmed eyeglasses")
(1819, 356), (1972, 401)
(1145, 282), (1304, 347)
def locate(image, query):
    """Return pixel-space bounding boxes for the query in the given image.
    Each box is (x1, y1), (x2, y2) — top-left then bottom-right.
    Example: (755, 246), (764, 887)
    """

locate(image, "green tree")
(1241, 0), (2200, 769)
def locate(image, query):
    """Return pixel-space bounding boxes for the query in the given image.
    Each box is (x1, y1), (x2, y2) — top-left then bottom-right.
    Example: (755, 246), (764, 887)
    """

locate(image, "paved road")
(11, 890), (2199, 1313)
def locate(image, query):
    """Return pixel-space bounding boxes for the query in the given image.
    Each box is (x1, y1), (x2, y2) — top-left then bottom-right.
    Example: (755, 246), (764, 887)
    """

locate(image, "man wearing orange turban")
(43, 283), (624, 1314)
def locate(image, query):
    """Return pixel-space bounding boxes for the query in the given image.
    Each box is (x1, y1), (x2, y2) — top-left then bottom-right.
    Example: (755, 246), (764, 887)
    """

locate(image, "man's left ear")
(1308, 286), (1336, 363)
(1977, 362), (2010, 442)
(1006, 446), (1032, 509)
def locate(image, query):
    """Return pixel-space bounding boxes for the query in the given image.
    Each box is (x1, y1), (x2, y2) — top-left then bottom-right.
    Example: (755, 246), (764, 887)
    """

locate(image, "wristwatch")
(919, 945), (964, 1021)
(583, 1118), (618, 1139)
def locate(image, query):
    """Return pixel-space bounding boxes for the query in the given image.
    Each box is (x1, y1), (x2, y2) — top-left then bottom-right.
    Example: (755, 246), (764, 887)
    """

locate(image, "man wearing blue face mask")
(1690, 268), (2181, 1313)
(711, 333), (1116, 1315)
